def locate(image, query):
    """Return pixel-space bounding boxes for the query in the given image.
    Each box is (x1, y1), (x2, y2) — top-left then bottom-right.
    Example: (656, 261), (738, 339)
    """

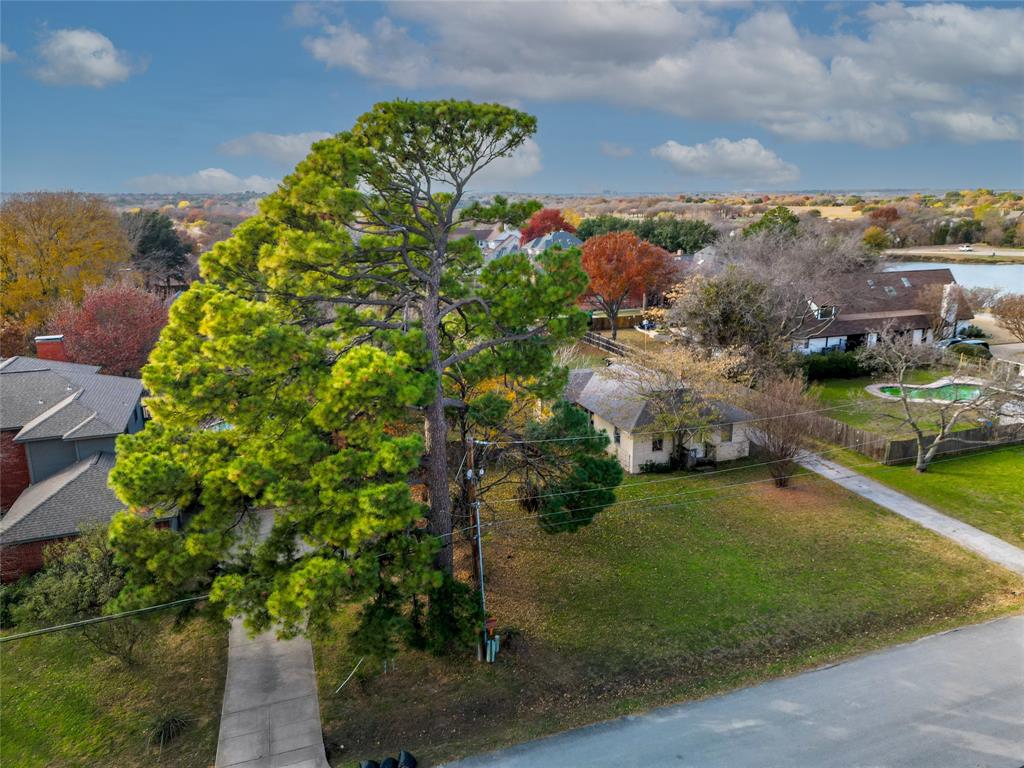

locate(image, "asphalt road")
(445, 616), (1024, 768)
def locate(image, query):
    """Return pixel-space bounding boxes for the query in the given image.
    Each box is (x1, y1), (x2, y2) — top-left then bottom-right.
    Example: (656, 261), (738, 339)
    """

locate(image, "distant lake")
(883, 261), (1024, 294)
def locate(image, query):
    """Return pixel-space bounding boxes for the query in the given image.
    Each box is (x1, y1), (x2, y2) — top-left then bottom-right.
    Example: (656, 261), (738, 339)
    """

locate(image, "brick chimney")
(34, 334), (68, 362)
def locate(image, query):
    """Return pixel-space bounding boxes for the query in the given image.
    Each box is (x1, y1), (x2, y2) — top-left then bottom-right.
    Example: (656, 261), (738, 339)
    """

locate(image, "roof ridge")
(14, 387), (86, 439)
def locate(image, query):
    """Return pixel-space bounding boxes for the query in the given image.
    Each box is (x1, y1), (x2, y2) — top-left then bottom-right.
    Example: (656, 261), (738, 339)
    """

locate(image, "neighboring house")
(452, 222), (523, 264)
(0, 337), (147, 581)
(523, 230), (582, 256)
(792, 269), (973, 354)
(565, 367), (751, 474)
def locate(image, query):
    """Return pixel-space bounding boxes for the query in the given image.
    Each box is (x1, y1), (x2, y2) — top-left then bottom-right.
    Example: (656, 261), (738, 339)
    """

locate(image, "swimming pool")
(878, 384), (981, 401)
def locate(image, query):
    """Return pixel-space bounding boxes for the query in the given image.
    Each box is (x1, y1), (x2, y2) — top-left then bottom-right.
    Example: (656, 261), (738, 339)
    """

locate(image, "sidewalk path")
(800, 454), (1024, 576)
(446, 615), (1024, 768)
(215, 619), (329, 768)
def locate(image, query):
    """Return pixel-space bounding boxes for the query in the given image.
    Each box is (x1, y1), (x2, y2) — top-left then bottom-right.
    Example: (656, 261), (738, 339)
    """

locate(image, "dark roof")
(0, 356), (143, 441)
(795, 269), (973, 340)
(0, 452), (123, 544)
(566, 367), (741, 432)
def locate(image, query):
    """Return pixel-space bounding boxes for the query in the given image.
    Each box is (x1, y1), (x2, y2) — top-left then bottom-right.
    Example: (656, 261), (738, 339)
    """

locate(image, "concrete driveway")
(445, 616), (1024, 768)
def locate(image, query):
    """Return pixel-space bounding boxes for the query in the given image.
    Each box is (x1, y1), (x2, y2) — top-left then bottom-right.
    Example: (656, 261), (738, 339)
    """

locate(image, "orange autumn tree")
(581, 231), (673, 339)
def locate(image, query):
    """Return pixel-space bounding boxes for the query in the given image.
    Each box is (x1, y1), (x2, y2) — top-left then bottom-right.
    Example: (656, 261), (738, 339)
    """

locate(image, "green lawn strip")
(0, 615), (227, 768)
(314, 465), (1024, 767)
(813, 369), (982, 437)
(829, 445), (1024, 548)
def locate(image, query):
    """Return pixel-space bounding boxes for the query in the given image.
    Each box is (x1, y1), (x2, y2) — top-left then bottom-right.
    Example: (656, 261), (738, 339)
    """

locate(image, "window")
(884, 286), (897, 296)
(613, 427), (621, 445)
(867, 278), (876, 288)
(720, 423), (733, 442)
(652, 437), (664, 452)
(901, 277), (912, 288)
(815, 305), (836, 320)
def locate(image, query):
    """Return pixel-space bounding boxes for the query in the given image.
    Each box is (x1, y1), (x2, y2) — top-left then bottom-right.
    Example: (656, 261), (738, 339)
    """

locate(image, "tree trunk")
(422, 293), (454, 573)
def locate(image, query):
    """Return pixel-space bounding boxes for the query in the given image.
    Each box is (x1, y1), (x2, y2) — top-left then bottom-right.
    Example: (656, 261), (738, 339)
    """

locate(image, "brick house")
(0, 338), (147, 581)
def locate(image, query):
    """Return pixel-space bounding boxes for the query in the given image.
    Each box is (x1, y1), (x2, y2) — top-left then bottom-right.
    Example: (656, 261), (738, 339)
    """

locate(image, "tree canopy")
(51, 282), (168, 376)
(108, 100), (616, 653)
(576, 214), (633, 241)
(519, 208), (576, 244)
(120, 209), (193, 284)
(0, 192), (129, 329)
(632, 217), (718, 254)
(460, 195), (542, 228)
(581, 232), (674, 339)
(742, 205), (800, 238)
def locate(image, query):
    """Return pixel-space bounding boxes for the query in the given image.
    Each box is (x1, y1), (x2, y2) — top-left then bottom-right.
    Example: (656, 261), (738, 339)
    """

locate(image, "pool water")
(879, 384), (981, 401)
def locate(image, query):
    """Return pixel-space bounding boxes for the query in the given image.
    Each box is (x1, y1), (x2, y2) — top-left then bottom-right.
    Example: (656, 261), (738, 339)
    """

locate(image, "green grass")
(0, 615), (227, 768)
(314, 464), (1024, 766)
(831, 445), (1024, 547)
(813, 368), (980, 437)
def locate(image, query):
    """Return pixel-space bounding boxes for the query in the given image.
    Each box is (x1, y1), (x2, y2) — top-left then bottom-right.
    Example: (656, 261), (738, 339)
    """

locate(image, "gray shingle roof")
(566, 366), (744, 432)
(0, 356), (142, 441)
(0, 452), (123, 544)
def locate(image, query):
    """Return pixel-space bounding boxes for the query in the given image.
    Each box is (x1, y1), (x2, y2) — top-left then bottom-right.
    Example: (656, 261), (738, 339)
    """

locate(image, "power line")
(472, 439), (1024, 538)
(478, 400), (895, 445)
(0, 594), (209, 644)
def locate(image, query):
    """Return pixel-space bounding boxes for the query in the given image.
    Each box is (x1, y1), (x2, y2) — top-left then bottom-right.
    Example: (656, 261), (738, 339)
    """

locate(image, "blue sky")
(1, 1), (1022, 194)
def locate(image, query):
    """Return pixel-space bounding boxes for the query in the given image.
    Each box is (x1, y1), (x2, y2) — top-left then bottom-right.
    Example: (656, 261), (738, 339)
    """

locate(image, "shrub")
(960, 324), (987, 339)
(802, 351), (870, 381)
(945, 344), (991, 362)
(639, 460), (674, 474)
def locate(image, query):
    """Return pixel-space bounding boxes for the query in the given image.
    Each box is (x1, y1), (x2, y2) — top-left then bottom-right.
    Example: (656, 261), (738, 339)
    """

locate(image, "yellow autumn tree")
(0, 192), (130, 328)
(562, 207), (583, 228)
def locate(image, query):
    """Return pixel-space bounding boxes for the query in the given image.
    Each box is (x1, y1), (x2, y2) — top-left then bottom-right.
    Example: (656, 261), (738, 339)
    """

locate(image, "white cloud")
(303, 17), (428, 87)
(600, 142), (634, 158)
(33, 28), (140, 87)
(218, 131), (332, 165)
(651, 138), (799, 185)
(466, 138), (542, 190)
(126, 168), (278, 194)
(301, 2), (1024, 146)
(1, 43), (17, 63)
(913, 111), (1020, 143)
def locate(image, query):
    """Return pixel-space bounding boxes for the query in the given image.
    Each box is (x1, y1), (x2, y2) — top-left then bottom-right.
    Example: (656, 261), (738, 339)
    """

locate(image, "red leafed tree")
(52, 283), (168, 377)
(520, 208), (576, 245)
(581, 232), (674, 339)
(869, 206), (900, 225)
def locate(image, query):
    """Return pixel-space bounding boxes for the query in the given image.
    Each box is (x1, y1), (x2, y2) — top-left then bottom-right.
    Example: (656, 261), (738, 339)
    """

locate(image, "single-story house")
(452, 222), (523, 264)
(565, 367), (751, 474)
(792, 268), (973, 354)
(0, 338), (148, 581)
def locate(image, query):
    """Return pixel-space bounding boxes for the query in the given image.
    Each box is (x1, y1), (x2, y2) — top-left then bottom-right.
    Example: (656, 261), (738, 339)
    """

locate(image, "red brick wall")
(35, 337), (68, 362)
(0, 539), (61, 583)
(1, 430), (31, 511)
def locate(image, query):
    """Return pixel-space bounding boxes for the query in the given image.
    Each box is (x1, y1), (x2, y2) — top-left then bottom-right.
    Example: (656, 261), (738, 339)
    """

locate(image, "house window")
(884, 286), (897, 296)
(652, 437), (663, 452)
(867, 278), (876, 288)
(613, 427), (621, 445)
(901, 277), (912, 288)
(815, 305), (836, 320)
(721, 423), (733, 442)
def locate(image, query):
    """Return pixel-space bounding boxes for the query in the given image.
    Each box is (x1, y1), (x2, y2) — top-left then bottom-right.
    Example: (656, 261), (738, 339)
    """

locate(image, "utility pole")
(464, 434), (489, 662)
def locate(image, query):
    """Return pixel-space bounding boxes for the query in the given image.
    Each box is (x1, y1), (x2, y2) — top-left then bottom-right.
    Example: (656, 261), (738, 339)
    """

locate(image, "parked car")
(936, 337), (989, 350)
(958, 244), (974, 252)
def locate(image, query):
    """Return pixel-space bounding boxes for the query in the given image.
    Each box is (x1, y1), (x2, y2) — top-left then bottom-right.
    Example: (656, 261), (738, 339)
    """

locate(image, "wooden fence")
(581, 331), (635, 357)
(801, 412), (1023, 465)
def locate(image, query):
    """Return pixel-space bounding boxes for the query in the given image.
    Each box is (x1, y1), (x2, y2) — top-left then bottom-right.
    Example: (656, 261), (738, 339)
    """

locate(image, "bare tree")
(915, 282), (967, 341)
(857, 325), (1021, 471)
(743, 376), (820, 487)
(993, 293), (1024, 343)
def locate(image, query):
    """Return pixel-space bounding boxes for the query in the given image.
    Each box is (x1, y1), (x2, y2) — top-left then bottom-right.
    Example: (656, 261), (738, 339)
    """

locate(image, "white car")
(958, 244), (973, 252)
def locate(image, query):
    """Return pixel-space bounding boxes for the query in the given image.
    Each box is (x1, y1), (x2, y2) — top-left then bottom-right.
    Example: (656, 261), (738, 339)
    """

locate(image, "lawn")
(813, 368), (980, 437)
(0, 614), (227, 768)
(831, 445), (1024, 547)
(314, 464), (1024, 767)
